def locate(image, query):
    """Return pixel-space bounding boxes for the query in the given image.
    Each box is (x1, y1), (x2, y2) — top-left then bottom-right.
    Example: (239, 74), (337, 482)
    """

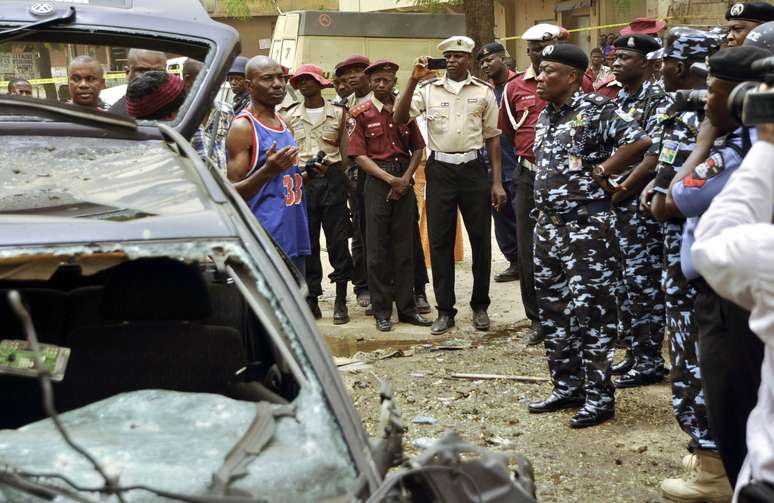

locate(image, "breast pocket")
(366, 123), (385, 139)
(556, 128), (584, 172)
(427, 106), (449, 135)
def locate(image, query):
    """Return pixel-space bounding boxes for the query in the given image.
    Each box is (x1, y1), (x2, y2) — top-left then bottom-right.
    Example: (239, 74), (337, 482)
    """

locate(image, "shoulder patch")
(471, 76), (494, 88)
(350, 101), (372, 118)
(345, 116), (357, 137)
(584, 93), (610, 106)
(418, 77), (440, 88)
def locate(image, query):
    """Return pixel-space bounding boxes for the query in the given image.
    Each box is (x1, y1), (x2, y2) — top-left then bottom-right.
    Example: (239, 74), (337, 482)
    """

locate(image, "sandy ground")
(315, 228), (687, 503)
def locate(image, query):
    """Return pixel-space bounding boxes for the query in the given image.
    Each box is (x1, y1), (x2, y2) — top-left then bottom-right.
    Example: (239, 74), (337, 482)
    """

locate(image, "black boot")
(415, 288), (432, 314)
(307, 297), (322, 320)
(333, 282), (350, 325)
(611, 349), (634, 375)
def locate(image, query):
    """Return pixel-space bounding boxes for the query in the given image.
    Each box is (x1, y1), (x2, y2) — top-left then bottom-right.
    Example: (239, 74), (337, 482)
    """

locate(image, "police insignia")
(542, 45), (555, 56)
(659, 140), (678, 165)
(627, 37), (635, 48)
(572, 113), (585, 127)
(685, 152), (724, 187)
(730, 3), (744, 16)
(346, 117), (356, 137)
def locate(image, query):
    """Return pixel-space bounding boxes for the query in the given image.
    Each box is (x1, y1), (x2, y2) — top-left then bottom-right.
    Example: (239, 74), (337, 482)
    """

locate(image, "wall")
(216, 16), (276, 57)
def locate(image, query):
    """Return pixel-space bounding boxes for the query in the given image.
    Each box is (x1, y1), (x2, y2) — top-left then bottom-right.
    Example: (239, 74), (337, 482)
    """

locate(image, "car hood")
(0, 389), (357, 502)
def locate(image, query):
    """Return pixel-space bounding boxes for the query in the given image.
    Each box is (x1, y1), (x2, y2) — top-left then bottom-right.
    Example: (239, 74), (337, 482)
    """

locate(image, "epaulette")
(418, 77), (440, 88)
(281, 102), (300, 112)
(330, 101), (346, 108)
(584, 93), (610, 106)
(350, 101), (372, 118)
(471, 76), (493, 88)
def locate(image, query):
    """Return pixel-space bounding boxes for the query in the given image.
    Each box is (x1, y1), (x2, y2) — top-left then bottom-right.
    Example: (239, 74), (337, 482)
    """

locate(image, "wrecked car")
(0, 1), (537, 502)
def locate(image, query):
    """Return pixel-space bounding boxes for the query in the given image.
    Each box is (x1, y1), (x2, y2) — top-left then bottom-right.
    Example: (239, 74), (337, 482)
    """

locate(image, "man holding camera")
(348, 60), (432, 331)
(526, 43), (651, 427)
(643, 28), (729, 502)
(606, 34), (671, 388)
(394, 35), (507, 335)
(655, 45), (770, 501)
(285, 64), (353, 325)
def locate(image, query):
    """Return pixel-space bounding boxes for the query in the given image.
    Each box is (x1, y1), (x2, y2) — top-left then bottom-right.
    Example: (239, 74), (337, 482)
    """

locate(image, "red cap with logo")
(289, 64), (332, 89)
(334, 55), (370, 77)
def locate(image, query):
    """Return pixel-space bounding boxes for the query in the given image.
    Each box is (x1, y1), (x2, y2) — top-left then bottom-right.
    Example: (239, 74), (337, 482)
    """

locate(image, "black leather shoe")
(528, 392), (585, 414)
(415, 294), (432, 314)
(375, 318), (392, 332)
(473, 309), (490, 331)
(494, 262), (520, 283)
(615, 370), (664, 389)
(611, 350), (634, 375)
(307, 298), (322, 320)
(333, 299), (350, 325)
(570, 408), (614, 428)
(525, 321), (544, 346)
(430, 314), (455, 335)
(399, 313), (433, 327)
(365, 304), (374, 316)
(356, 291), (370, 308)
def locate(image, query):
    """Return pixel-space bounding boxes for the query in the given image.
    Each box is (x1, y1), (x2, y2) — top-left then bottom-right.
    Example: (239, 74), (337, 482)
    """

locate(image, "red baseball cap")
(289, 64), (332, 89)
(334, 55), (370, 77)
(620, 18), (667, 36)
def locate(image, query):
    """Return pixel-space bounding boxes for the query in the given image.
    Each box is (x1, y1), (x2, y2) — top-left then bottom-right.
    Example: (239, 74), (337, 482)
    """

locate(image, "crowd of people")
(7, 4), (774, 501)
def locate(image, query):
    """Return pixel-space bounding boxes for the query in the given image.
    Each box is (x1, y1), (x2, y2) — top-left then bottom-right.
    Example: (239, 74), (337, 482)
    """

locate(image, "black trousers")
(348, 167), (369, 295)
(425, 155), (491, 315)
(512, 165), (538, 323)
(414, 204), (429, 293)
(695, 287), (764, 486)
(305, 168), (353, 299)
(363, 168), (417, 319)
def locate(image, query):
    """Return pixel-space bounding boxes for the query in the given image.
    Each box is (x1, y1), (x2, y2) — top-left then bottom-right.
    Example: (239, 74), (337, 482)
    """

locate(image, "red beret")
(334, 55), (370, 77)
(365, 59), (399, 75)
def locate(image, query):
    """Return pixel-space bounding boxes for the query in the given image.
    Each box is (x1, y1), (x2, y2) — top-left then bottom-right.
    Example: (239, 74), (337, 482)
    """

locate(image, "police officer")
(605, 34), (671, 387)
(228, 56), (251, 116)
(642, 28), (729, 501)
(526, 43), (651, 428)
(478, 42), (520, 284)
(347, 60), (433, 331)
(498, 23), (567, 345)
(335, 55), (372, 309)
(286, 64), (354, 325)
(725, 1), (774, 47)
(394, 35), (508, 335)
(657, 45), (769, 500)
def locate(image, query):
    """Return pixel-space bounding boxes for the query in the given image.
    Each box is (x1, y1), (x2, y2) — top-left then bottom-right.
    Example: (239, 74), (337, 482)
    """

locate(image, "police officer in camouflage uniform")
(654, 45), (769, 501)
(606, 34), (671, 387)
(643, 28), (728, 501)
(526, 43), (651, 428)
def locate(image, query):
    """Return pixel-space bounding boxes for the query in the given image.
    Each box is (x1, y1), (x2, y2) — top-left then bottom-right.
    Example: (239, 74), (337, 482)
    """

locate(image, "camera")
(427, 57), (447, 70)
(728, 55), (774, 126)
(672, 89), (707, 113)
(304, 150), (326, 177)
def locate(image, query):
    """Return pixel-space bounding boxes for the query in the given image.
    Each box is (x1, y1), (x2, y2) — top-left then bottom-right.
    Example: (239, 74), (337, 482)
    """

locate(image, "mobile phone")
(427, 57), (447, 70)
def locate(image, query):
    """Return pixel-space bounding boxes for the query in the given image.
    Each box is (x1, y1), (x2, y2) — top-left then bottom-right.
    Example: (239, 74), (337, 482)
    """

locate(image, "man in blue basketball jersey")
(227, 56), (311, 275)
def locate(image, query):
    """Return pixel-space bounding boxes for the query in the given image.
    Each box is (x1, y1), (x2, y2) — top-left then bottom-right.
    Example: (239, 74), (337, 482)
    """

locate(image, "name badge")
(568, 155), (582, 170)
(659, 140), (678, 165)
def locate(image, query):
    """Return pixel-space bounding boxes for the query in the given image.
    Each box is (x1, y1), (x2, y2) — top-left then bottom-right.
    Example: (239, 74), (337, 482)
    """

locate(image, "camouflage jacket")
(617, 79), (670, 157)
(653, 98), (702, 195)
(534, 90), (646, 214)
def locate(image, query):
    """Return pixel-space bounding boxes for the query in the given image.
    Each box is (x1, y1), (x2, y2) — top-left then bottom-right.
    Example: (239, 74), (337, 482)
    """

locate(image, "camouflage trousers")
(612, 197), (665, 374)
(662, 221), (717, 451)
(534, 212), (618, 412)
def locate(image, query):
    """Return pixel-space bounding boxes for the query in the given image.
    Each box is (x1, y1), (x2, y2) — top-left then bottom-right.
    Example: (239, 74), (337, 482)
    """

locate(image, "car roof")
(1, 0), (214, 24)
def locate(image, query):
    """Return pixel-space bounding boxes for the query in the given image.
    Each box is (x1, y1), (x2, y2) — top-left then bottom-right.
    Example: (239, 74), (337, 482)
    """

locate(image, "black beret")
(613, 34), (662, 56)
(540, 43), (589, 71)
(477, 42), (506, 60)
(708, 45), (772, 81)
(726, 2), (774, 23)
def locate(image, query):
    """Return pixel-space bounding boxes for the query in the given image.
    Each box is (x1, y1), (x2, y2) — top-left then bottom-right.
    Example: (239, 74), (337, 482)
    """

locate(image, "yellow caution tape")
(1, 69), (181, 88)
(499, 16), (725, 41)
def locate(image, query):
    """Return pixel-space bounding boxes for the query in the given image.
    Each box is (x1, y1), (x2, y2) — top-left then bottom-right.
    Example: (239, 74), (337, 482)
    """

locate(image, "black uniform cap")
(726, 2), (774, 23)
(708, 45), (772, 81)
(477, 42), (506, 60)
(613, 34), (662, 56)
(540, 43), (589, 71)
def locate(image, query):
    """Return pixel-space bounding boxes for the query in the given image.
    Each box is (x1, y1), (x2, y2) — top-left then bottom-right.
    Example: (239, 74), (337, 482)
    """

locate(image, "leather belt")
(435, 150), (478, 165)
(542, 199), (612, 226)
(520, 158), (537, 172)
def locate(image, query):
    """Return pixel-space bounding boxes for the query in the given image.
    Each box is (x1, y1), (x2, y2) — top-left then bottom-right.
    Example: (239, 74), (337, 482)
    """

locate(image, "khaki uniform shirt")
(408, 73), (500, 153)
(345, 90), (374, 110)
(286, 100), (345, 164)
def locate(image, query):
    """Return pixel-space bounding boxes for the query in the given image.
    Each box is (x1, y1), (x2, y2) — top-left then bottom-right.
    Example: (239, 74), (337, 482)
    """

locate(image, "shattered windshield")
(0, 136), (213, 220)
(0, 242), (359, 502)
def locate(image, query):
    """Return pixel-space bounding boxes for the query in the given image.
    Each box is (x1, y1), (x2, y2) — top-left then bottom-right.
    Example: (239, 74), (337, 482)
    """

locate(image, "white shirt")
(304, 106), (324, 125)
(691, 140), (774, 501)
